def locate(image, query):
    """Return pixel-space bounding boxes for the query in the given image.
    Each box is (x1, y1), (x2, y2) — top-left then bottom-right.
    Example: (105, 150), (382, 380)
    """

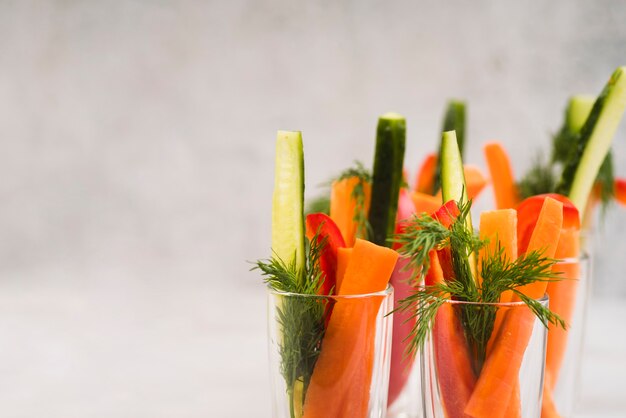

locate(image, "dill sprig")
(395, 200), (566, 374)
(252, 235), (328, 417)
(337, 161), (372, 240)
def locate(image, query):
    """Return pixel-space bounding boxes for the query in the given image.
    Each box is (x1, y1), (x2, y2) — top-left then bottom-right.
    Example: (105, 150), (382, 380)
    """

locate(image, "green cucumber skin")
(433, 100), (466, 194)
(272, 131), (305, 273)
(557, 66), (626, 214)
(441, 130), (472, 231)
(368, 114), (406, 247)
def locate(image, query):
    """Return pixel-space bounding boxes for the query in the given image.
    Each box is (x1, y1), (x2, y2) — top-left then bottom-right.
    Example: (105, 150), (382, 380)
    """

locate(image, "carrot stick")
(303, 239), (398, 418)
(515, 197), (563, 299)
(464, 165), (488, 201)
(330, 177), (372, 247)
(465, 198), (563, 418)
(335, 247), (353, 294)
(479, 209), (517, 355)
(411, 191), (442, 214)
(464, 306), (536, 418)
(484, 142), (520, 209)
(541, 374), (561, 418)
(545, 228), (580, 390)
(414, 153), (438, 194)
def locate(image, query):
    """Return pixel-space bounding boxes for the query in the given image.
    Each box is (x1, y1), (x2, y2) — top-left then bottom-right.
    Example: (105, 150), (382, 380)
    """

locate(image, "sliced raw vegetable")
(433, 100), (466, 193)
(303, 239), (398, 418)
(305, 213), (346, 295)
(411, 191), (442, 215)
(557, 66), (626, 216)
(414, 153), (438, 194)
(335, 247), (352, 293)
(369, 113), (407, 247)
(615, 178), (626, 206)
(272, 131), (305, 274)
(330, 176), (372, 247)
(515, 197), (563, 300)
(516, 193), (580, 255)
(484, 142), (520, 210)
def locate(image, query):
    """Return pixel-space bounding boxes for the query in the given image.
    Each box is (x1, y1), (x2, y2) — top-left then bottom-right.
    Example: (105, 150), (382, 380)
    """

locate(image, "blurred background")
(0, 1), (625, 416)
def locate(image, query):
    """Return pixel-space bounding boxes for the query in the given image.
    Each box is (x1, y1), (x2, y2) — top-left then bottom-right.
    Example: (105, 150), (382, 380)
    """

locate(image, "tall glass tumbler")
(267, 285), (394, 418)
(421, 297), (549, 418)
(546, 253), (591, 417)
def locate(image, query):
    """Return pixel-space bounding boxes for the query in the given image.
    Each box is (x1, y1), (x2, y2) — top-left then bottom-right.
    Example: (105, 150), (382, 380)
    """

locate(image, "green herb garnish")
(253, 235), (327, 418)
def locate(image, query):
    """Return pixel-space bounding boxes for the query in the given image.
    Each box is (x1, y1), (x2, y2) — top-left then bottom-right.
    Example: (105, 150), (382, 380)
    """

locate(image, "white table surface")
(0, 270), (624, 418)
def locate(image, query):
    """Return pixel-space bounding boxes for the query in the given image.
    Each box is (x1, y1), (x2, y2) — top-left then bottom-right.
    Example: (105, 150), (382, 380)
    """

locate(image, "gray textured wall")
(2, 1), (624, 296)
(1, 1), (626, 416)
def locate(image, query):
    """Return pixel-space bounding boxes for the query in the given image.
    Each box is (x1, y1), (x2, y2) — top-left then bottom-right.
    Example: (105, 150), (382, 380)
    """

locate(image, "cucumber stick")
(566, 95), (594, 134)
(272, 131), (305, 274)
(441, 130), (472, 231)
(368, 113), (406, 247)
(433, 100), (466, 194)
(558, 66), (626, 215)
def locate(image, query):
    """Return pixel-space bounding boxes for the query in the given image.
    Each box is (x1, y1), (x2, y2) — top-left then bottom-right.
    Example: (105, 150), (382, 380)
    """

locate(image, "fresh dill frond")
(337, 161), (372, 240)
(252, 235), (328, 417)
(392, 213), (451, 277)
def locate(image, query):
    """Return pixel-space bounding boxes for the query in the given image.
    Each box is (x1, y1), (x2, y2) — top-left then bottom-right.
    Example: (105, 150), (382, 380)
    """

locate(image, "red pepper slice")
(516, 194), (580, 255)
(305, 213), (346, 295)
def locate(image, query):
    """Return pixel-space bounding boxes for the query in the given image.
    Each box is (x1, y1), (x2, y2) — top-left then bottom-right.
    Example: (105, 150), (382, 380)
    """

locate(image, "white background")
(0, 1), (625, 416)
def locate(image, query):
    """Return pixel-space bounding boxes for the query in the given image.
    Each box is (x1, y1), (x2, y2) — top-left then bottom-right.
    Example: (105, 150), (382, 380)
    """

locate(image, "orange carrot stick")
(464, 165), (488, 201)
(335, 247), (352, 294)
(465, 198), (563, 418)
(330, 177), (372, 247)
(479, 209), (517, 355)
(545, 228), (580, 390)
(515, 197), (563, 299)
(484, 142), (520, 209)
(414, 153), (438, 194)
(464, 306), (536, 418)
(411, 191), (442, 215)
(303, 239), (398, 418)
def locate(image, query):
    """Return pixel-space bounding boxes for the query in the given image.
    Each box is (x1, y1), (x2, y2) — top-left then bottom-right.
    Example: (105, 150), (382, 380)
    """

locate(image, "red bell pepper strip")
(388, 188), (417, 406)
(305, 213), (346, 296)
(516, 193), (580, 255)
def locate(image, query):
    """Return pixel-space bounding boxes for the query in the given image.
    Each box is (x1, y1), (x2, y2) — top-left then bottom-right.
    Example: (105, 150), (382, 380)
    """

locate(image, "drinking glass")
(421, 296), (549, 418)
(267, 285), (394, 418)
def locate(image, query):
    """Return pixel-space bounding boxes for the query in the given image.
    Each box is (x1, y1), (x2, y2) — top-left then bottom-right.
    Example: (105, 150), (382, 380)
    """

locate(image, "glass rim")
(267, 283), (394, 299)
(438, 293), (549, 307)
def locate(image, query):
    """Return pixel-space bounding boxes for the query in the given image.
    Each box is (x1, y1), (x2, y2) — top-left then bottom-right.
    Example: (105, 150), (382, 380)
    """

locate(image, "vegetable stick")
(335, 247), (352, 293)
(414, 153), (438, 194)
(305, 213), (346, 296)
(464, 305), (536, 418)
(479, 209), (517, 355)
(484, 142), (520, 210)
(303, 239), (398, 418)
(433, 301), (477, 418)
(545, 228), (580, 389)
(411, 191), (442, 215)
(515, 197), (563, 299)
(465, 198), (563, 418)
(464, 165), (488, 201)
(616, 178), (626, 206)
(330, 176), (372, 247)
(388, 189), (417, 405)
